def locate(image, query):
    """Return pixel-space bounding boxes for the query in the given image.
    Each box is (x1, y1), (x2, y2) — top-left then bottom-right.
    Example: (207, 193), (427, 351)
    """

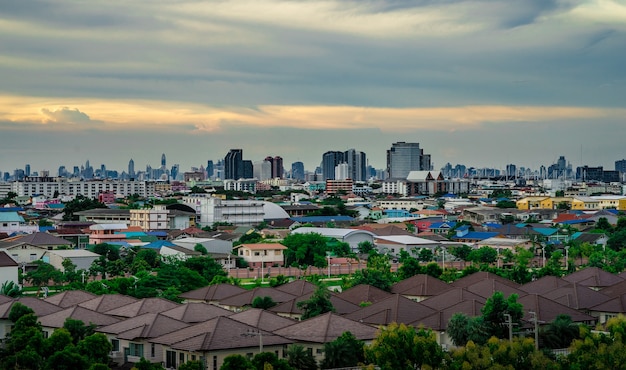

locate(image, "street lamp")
(542, 247), (546, 268)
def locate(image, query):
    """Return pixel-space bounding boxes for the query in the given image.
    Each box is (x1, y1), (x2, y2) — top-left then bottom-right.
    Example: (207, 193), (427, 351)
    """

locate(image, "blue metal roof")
(452, 231), (499, 240)
(291, 216), (355, 223)
(533, 228), (558, 236)
(142, 240), (177, 249)
(561, 219), (592, 225)
(0, 212), (24, 222)
(146, 231), (168, 237)
(0, 207), (24, 212)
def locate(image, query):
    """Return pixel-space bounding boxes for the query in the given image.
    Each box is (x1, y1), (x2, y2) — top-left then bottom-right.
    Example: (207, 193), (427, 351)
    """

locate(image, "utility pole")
(529, 311), (539, 350)
(503, 313), (513, 341)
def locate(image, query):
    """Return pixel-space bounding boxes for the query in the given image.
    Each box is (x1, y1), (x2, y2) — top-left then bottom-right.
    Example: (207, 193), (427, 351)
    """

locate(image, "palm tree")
(540, 314), (580, 349)
(286, 344), (317, 370)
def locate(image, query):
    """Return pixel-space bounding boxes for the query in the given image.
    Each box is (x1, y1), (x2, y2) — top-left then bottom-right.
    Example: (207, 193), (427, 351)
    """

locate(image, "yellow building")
(516, 197), (549, 210)
(571, 197), (600, 211)
(540, 197), (573, 210)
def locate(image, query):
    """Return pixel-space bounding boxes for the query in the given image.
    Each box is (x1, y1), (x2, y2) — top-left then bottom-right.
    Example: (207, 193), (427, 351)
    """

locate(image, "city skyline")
(1, 1), (625, 172)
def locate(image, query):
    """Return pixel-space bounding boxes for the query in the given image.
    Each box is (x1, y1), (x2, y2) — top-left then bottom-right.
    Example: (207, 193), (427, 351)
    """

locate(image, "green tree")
(44, 348), (88, 370)
(43, 328), (73, 358)
(183, 256), (227, 282)
(63, 318), (96, 344)
(447, 313), (490, 346)
(179, 360), (205, 370)
(481, 292), (524, 339)
(0, 280), (22, 297)
(283, 232), (333, 267)
(358, 241), (375, 254)
(286, 344), (317, 370)
(450, 337), (558, 370)
(239, 232), (263, 244)
(76, 333), (112, 364)
(252, 296), (277, 309)
(194, 243), (208, 255)
(596, 217), (613, 233)
(252, 352), (293, 370)
(220, 354), (254, 370)
(62, 195), (107, 221)
(24, 261), (63, 292)
(346, 252), (396, 291)
(320, 331), (364, 369)
(417, 248), (434, 262)
(540, 314), (581, 349)
(467, 246), (498, 265)
(297, 286), (335, 320)
(365, 323), (445, 370)
(398, 256), (422, 279)
(448, 245), (473, 268)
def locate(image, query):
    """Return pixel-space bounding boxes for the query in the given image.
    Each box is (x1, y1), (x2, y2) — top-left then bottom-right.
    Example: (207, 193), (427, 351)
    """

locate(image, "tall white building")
(253, 160), (272, 181)
(335, 163), (349, 180)
(182, 194), (264, 226)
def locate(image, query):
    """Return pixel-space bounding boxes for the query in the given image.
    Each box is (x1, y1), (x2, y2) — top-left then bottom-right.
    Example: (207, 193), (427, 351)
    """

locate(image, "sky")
(1, 0), (625, 175)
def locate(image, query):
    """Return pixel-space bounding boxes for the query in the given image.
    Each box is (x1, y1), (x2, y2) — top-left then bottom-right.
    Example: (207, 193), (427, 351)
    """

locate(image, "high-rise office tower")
(25, 164), (31, 177)
(161, 153), (166, 168)
(264, 156), (284, 178)
(322, 151), (345, 180)
(386, 142), (431, 179)
(128, 159), (135, 178)
(171, 164), (179, 181)
(291, 161), (305, 181)
(344, 149), (367, 181)
(224, 149), (243, 179)
(254, 160), (272, 180)
(207, 160), (214, 178)
(616, 159), (626, 174)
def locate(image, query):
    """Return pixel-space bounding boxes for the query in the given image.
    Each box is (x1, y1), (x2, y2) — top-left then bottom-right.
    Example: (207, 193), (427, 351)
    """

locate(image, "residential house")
(88, 223), (129, 245)
(41, 249), (100, 272)
(274, 313), (377, 363)
(233, 243), (287, 268)
(151, 316), (293, 370)
(374, 235), (439, 256)
(0, 251), (18, 286)
(0, 211), (38, 235)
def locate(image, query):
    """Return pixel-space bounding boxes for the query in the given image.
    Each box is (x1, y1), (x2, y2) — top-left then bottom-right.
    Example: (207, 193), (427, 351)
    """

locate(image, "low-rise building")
(233, 243), (287, 268)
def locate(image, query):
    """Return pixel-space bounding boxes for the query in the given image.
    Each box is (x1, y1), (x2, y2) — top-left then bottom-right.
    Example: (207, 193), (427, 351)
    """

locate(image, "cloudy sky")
(1, 0), (625, 175)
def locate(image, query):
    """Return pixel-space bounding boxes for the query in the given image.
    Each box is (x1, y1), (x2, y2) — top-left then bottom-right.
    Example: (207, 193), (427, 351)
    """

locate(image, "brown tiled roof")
(39, 306), (120, 328)
(416, 299), (485, 331)
(420, 287), (487, 310)
(274, 280), (318, 296)
(520, 276), (572, 295)
(589, 294), (626, 313)
(269, 292), (360, 317)
(217, 287), (296, 307)
(337, 284), (393, 306)
(151, 316), (293, 351)
(518, 294), (596, 326)
(462, 279), (528, 299)
(97, 313), (189, 340)
(275, 312), (378, 343)
(161, 302), (233, 323)
(229, 308), (296, 331)
(452, 271), (521, 289)
(3, 232), (72, 247)
(104, 297), (180, 318)
(0, 251), (18, 267)
(78, 294), (141, 313)
(44, 290), (98, 308)
(563, 267), (624, 288)
(0, 297), (63, 319)
(178, 284), (246, 303)
(542, 283), (612, 310)
(391, 274), (452, 298)
(344, 294), (436, 326)
(600, 279), (626, 298)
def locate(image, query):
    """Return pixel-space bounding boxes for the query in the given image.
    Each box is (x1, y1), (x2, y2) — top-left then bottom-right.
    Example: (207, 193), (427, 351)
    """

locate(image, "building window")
(213, 355), (217, 370)
(129, 343), (143, 357)
(151, 343), (155, 358)
(111, 339), (120, 352)
(166, 350), (176, 368)
(180, 352), (184, 364)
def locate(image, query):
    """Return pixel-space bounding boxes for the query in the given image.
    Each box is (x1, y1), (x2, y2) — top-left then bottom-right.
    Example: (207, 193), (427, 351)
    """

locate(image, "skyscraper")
(264, 156), (284, 179)
(322, 151), (345, 180)
(224, 149), (243, 179)
(291, 161), (305, 181)
(25, 164), (31, 177)
(386, 142), (431, 179)
(161, 153), (166, 168)
(616, 159), (626, 174)
(171, 164), (179, 181)
(128, 159), (135, 178)
(207, 160), (214, 178)
(344, 149), (367, 181)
